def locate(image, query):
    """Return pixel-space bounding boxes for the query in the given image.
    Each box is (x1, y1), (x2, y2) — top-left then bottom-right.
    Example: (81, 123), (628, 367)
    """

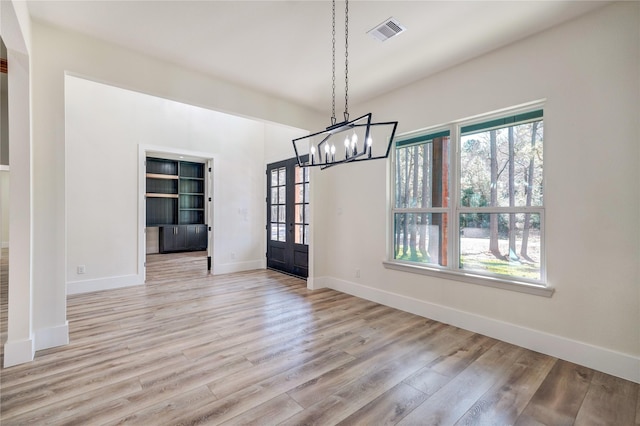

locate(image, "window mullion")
(450, 125), (460, 272)
(388, 144), (397, 260)
(457, 207), (545, 214)
(393, 207), (449, 214)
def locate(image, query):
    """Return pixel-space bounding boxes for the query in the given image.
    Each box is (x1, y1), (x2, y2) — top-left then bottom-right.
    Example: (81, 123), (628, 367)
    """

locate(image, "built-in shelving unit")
(146, 157), (207, 253)
(177, 161), (205, 225)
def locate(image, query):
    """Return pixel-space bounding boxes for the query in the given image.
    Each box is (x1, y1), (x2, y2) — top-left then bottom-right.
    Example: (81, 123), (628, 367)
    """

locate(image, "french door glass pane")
(294, 225), (311, 245)
(295, 165), (308, 184)
(295, 225), (304, 244)
(293, 165), (310, 245)
(459, 212), (541, 280)
(393, 212), (448, 266)
(295, 183), (304, 203)
(270, 167), (287, 242)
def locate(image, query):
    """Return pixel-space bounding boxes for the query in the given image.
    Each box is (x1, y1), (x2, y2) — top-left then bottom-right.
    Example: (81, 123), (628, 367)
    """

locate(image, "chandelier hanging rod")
(292, 0), (399, 169)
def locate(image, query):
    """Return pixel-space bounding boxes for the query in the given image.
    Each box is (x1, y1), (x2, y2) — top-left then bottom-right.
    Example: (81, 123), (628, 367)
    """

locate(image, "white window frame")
(384, 103), (553, 297)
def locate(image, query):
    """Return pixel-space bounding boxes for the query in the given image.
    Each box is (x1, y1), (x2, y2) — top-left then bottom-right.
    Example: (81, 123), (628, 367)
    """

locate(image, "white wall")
(65, 75), (312, 291)
(0, 170), (8, 248)
(1, 57), (8, 166)
(264, 124), (308, 166)
(313, 2), (640, 382)
(1, 54), (8, 246)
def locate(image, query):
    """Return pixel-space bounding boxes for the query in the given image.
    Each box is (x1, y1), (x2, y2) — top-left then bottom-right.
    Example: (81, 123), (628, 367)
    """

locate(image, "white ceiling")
(26, 0), (609, 116)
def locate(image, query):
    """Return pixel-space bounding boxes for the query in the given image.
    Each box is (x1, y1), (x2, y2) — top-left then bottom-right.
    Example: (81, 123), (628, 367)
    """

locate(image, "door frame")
(138, 144), (215, 281)
(266, 157), (310, 278)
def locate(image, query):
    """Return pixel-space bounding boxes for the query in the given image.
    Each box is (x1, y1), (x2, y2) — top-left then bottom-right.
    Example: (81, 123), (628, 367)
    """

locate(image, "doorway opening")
(140, 147), (214, 284)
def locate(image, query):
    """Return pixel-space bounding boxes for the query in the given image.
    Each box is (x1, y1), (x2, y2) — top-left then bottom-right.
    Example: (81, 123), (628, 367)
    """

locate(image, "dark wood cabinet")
(159, 225), (187, 253)
(159, 224), (207, 253)
(186, 224), (208, 251)
(147, 157), (208, 253)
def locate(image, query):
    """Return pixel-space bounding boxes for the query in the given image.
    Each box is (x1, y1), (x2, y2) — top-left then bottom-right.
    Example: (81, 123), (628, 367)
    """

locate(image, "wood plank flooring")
(1, 251), (638, 425)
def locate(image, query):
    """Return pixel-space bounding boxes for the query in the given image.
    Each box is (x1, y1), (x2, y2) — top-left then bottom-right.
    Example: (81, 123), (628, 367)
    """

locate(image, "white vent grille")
(367, 17), (406, 42)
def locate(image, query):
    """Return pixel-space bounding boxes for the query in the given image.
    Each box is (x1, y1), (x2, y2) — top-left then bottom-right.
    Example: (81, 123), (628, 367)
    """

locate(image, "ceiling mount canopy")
(293, 0), (398, 169)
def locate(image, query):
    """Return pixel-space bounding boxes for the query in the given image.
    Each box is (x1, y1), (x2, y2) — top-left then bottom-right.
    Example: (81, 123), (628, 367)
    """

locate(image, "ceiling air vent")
(367, 17), (406, 42)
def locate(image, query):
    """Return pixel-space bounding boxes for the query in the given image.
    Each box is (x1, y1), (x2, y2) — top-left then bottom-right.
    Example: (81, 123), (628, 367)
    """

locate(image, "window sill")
(382, 260), (554, 298)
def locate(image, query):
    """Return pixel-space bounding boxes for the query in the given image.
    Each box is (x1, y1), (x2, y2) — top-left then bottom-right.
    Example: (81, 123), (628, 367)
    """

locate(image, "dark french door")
(266, 157), (309, 278)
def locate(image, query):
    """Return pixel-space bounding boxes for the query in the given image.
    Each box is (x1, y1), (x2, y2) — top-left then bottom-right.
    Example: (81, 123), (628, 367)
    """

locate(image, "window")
(390, 107), (546, 288)
(394, 130), (451, 267)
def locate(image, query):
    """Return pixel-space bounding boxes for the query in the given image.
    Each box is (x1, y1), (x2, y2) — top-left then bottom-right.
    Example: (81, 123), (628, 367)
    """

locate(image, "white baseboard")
(213, 259), (266, 275)
(3, 337), (35, 367)
(306, 276), (318, 290)
(67, 274), (144, 295)
(34, 322), (69, 351)
(322, 276), (640, 384)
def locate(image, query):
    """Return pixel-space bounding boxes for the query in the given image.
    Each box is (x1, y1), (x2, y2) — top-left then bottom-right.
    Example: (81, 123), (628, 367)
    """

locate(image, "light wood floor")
(1, 251), (638, 425)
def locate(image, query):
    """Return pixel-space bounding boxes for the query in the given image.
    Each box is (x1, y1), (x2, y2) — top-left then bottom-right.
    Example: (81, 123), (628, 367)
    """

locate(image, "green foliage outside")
(395, 244), (540, 280)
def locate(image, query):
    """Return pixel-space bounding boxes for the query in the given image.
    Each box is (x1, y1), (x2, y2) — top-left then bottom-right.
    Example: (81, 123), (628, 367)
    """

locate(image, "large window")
(391, 108), (545, 287)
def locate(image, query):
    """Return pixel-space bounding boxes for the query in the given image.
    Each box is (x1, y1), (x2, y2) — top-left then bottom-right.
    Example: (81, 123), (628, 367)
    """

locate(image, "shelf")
(146, 197), (178, 226)
(146, 193), (179, 198)
(147, 157), (206, 227)
(146, 173), (179, 180)
(147, 158), (178, 176)
(179, 162), (205, 179)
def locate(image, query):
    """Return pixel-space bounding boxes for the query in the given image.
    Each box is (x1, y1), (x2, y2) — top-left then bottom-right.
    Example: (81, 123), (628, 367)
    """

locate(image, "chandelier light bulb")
(351, 134), (358, 156)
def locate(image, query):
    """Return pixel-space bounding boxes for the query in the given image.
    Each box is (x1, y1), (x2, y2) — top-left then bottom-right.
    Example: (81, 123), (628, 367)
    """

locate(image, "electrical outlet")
(355, 268), (360, 278)
(77, 265), (86, 274)
(230, 252), (236, 260)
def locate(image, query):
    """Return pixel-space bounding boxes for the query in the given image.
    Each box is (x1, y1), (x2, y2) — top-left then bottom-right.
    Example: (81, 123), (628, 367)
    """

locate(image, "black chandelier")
(293, 0), (398, 169)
